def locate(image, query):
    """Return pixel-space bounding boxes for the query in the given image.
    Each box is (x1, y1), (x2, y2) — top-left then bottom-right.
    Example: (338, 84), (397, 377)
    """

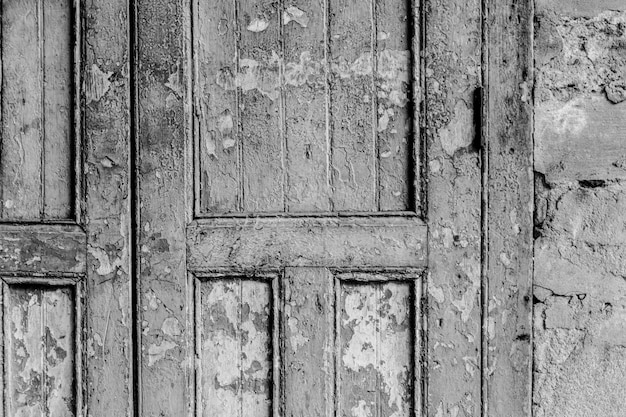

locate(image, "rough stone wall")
(533, 1), (626, 416)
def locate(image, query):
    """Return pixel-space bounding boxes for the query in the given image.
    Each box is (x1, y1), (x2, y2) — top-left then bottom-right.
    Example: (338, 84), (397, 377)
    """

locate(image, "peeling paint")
(85, 64), (113, 104)
(283, 6), (309, 27)
(341, 283), (411, 417)
(147, 341), (177, 366)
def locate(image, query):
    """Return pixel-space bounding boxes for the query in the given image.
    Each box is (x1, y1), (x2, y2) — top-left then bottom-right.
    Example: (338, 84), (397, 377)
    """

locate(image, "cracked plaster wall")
(534, 1), (626, 415)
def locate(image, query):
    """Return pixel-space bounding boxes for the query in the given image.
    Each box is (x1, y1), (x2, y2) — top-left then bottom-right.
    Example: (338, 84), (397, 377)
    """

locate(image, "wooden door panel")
(194, 274), (276, 417)
(194, 0), (418, 216)
(1, 0), (75, 221)
(0, 0), (133, 415)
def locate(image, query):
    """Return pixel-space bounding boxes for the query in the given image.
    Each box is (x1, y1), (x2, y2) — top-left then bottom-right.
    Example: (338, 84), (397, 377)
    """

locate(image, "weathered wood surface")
(197, 278), (272, 417)
(0, 225), (85, 273)
(338, 280), (414, 417)
(196, 0), (416, 215)
(187, 217), (427, 270)
(484, 0), (534, 414)
(83, 0), (133, 414)
(424, 0), (483, 414)
(283, 0), (330, 212)
(535, 95), (626, 182)
(283, 268), (334, 417)
(536, 0), (625, 17)
(2, 285), (76, 417)
(1, 0), (74, 220)
(195, 0), (240, 213)
(136, 0), (191, 415)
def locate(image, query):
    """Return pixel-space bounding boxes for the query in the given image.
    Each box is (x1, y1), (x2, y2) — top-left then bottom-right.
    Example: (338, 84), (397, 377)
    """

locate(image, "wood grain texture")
(195, 0), (240, 213)
(0, 225), (85, 273)
(328, 0), (375, 211)
(197, 278), (272, 417)
(338, 280), (413, 417)
(195, 0), (417, 215)
(1, 0), (74, 220)
(283, 1), (331, 212)
(484, 0), (533, 414)
(424, 0), (483, 414)
(2, 285), (76, 417)
(535, 95), (626, 182)
(43, 0), (74, 219)
(239, 0), (283, 212)
(375, 0), (413, 211)
(83, 0), (133, 414)
(1, 0), (44, 219)
(187, 217), (427, 270)
(283, 268), (335, 417)
(136, 0), (191, 415)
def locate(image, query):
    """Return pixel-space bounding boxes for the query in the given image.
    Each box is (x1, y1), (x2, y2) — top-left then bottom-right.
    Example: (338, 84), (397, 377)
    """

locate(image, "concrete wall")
(534, 1), (626, 415)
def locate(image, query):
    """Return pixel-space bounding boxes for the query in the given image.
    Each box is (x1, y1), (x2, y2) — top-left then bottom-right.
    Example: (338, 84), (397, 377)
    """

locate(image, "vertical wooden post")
(482, 0), (534, 414)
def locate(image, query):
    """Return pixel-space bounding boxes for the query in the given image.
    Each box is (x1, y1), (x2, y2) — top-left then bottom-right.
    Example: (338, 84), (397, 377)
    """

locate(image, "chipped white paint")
(8, 287), (75, 417)
(215, 50), (411, 108)
(247, 18), (269, 33)
(88, 245), (122, 276)
(200, 280), (271, 417)
(439, 101), (475, 156)
(450, 257), (480, 322)
(147, 340), (177, 366)
(341, 283), (411, 417)
(283, 6), (309, 27)
(85, 64), (113, 104)
(287, 316), (309, 352)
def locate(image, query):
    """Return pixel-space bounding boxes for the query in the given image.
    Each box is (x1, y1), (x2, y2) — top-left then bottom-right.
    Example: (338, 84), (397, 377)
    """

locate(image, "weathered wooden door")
(1, 0), (532, 416)
(136, 0), (532, 415)
(0, 0), (133, 416)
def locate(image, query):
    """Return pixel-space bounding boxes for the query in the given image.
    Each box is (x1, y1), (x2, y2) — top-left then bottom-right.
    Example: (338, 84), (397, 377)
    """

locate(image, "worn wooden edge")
(0, 224), (86, 273)
(187, 217), (427, 269)
(482, 0), (534, 414)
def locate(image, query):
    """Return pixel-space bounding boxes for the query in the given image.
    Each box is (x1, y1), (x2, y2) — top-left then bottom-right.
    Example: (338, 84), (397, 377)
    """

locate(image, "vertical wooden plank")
(83, 0), (133, 414)
(196, 0), (240, 214)
(328, 0), (375, 211)
(199, 279), (272, 417)
(283, 267), (335, 417)
(283, 1), (331, 212)
(339, 281), (413, 417)
(7, 287), (45, 416)
(484, 0), (533, 414)
(339, 284), (379, 416)
(42, 287), (75, 416)
(238, 0), (283, 212)
(43, 0), (73, 219)
(424, 0), (483, 413)
(375, 0), (413, 211)
(1, 0), (44, 219)
(200, 280), (241, 417)
(136, 0), (190, 414)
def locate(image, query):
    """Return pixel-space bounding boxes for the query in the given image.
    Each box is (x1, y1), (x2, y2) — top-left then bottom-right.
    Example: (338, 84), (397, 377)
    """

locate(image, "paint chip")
(283, 6), (309, 27)
(247, 18), (269, 32)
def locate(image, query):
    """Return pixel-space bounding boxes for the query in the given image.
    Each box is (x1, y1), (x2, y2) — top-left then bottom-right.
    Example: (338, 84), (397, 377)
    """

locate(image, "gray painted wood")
(187, 217), (428, 270)
(1, 0), (74, 220)
(484, 0), (534, 414)
(136, 0), (191, 415)
(424, 0), (483, 414)
(0, 225), (85, 273)
(83, 0), (133, 414)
